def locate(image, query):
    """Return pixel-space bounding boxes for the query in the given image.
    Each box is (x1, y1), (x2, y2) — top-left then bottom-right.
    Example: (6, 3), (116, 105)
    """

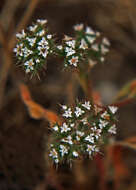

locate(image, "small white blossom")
(26, 37), (36, 47)
(57, 45), (63, 50)
(59, 145), (68, 157)
(86, 36), (95, 44)
(74, 23), (84, 31)
(29, 25), (38, 32)
(108, 124), (116, 134)
(16, 29), (26, 39)
(37, 19), (47, 25)
(85, 27), (95, 35)
(81, 118), (88, 125)
(79, 39), (88, 49)
(92, 44), (99, 51)
(47, 34), (52, 39)
(76, 131), (85, 141)
(53, 125), (59, 131)
(49, 148), (58, 159)
(85, 134), (94, 143)
(99, 119), (109, 129)
(65, 47), (75, 56)
(73, 151), (79, 157)
(69, 56), (78, 67)
(82, 101), (91, 110)
(88, 59), (97, 68)
(36, 29), (45, 36)
(108, 106), (118, 114)
(24, 59), (35, 71)
(70, 123), (74, 127)
(38, 37), (48, 47)
(62, 135), (73, 145)
(75, 107), (85, 117)
(61, 105), (67, 110)
(62, 108), (72, 118)
(66, 40), (76, 48)
(100, 57), (105, 62)
(86, 144), (95, 155)
(60, 123), (71, 133)
(102, 37), (110, 46)
(101, 44), (109, 54)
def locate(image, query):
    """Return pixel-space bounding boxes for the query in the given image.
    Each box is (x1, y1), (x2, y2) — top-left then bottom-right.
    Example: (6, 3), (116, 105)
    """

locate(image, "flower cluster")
(13, 19), (54, 74)
(49, 101), (118, 164)
(73, 24), (110, 65)
(14, 20), (110, 75)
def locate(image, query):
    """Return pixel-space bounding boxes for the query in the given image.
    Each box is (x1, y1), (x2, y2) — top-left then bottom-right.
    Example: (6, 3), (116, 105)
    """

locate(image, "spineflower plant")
(49, 101), (118, 164)
(14, 20), (110, 75)
(14, 19), (118, 165)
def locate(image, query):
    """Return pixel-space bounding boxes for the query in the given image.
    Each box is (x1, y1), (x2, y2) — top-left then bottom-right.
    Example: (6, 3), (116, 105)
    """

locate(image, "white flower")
(88, 59), (97, 68)
(70, 123), (74, 127)
(75, 107), (85, 117)
(66, 40), (76, 48)
(59, 145), (68, 157)
(37, 19), (47, 25)
(102, 37), (110, 46)
(36, 29), (45, 36)
(85, 26), (95, 35)
(86, 36), (95, 44)
(86, 144), (95, 155)
(65, 47), (75, 57)
(73, 23), (84, 31)
(81, 118), (88, 125)
(53, 125), (59, 131)
(62, 135), (73, 145)
(101, 111), (110, 119)
(61, 105), (67, 110)
(49, 148), (58, 159)
(60, 123), (71, 133)
(92, 127), (102, 139)
(47, 34), (52, 39)
(108, 106), (118, 114)
(100, 57), (105, 62)
(82, 101), (91, 110)
(85, 134), (94, 143)
(108, 124), (116, 134)
(29, 25), (37, 32)
(79, 39), (88, 49)
(76, 131), (85, 141)
(62, 108), (72, 118)
(26, 37), (36, 47)
(73, 151), (79, 157)
(99, 119), (108, 129)
(76, 131), (85, 137)
(101, 44), (109, 54)
(26, 68), (30, 73)
(24, 59), (35, 71)
(92, 44), (99, 51)
(69, 56), (78, 67)
(13, 43), (24, 56)
(16, 29), (26, 39)
(57, 45), (63, 50)
(38, 37), (48, 47)
(38, 48), (48, 58)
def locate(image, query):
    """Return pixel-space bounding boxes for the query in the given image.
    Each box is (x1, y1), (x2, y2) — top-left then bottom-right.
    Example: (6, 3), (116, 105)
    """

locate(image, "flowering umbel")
(13, 19), (54, 75)
(49, 101), (118, 164)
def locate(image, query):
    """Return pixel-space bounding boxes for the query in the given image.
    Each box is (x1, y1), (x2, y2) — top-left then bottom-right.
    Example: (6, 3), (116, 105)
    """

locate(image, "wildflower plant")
(14, 19), (118, 166)
(49, 101), (118, 164)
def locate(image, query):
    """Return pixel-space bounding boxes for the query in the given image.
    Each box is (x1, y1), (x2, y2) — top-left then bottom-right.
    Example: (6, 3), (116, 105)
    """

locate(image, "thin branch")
(0, 0), (22, 31)
(0, 23), (5, 46)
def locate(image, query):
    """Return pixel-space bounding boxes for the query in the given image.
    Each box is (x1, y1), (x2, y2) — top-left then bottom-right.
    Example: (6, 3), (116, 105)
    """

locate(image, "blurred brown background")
(0, 0), (136, 189)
